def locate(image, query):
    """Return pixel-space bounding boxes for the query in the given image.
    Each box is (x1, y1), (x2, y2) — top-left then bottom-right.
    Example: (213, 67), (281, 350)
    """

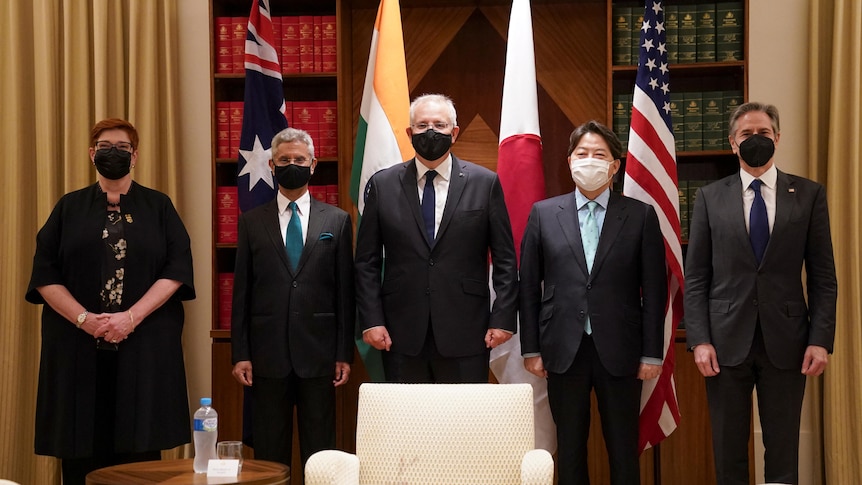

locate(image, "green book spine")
(613, 6), (632, 65)
(716, 2), (744, 61)
(687, 180), (709, 239)
(684, 92), (703, 152)
(722, 90), (744, 149)
(632, 10), (645, 66)
(665, 5), (679, 64)
(702, 91), (724, 150)
(696, 3), (717, 63)
(677, 6), (698, 64)
(670, 92), (685, 153)
(613, 93), (631, 153)
(678, 179), (689, 241)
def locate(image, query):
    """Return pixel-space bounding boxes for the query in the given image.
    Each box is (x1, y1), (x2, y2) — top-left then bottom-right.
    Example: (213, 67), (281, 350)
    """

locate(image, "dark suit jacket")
(354, 156), (518, 358)
(519, 191), (667, 377)
(684, 170), (837, 369)
(231, 197), (355, 378)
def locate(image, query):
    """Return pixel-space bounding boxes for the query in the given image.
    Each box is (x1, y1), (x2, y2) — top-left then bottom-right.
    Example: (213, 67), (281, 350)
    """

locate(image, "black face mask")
(411, 129), (452, 161)
(738, 134), (775, 168)
(93, 148), (132, 180)
(274, 164), (312, 190)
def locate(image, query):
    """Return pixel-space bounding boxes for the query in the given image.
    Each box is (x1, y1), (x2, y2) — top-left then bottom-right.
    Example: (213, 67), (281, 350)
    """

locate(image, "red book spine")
(319, 101), (337, 158)
(216, 186), (239, 244)
(216, 102), (230, 159)
(229, 102), (244, 159)
(322, 16), (337, 73)
(271, 16), (282, 72)
(216, 17), (233, 74)
(218, 273), (234, 329)
(326, 185), (339, 206)
(313, 16), (323, 73)
(309, 185), (327, 202)
(292, 102), (312, 134)
(232, 17), (247, 73)
(298, 16), (314, 73)
(282, 17), (300, 74)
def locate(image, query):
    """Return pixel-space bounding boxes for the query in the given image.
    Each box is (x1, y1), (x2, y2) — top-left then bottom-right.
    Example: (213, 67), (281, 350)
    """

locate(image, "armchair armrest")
(521, 449), (554, 485)
(305, 449), (360, 485)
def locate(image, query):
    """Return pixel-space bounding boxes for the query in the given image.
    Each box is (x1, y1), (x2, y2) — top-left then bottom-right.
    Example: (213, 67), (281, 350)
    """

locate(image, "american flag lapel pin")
(788, 188), (796, 193)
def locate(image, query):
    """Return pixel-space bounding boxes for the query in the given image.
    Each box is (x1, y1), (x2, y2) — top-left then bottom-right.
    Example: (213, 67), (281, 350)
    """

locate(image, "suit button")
(425, 288), (431, 295)
(753, 299), (758, 306)
(429, 259), (435, 266)
(586, 284), (592, 290)
(579, 310), (586, 319)
(292, 281), (298, 288)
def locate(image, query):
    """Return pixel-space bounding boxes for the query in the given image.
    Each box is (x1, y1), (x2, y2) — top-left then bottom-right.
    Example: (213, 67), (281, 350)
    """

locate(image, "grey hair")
(271, 127), (315, 159)
(728, 102), (780, 137)
(409, 93), (458, 127)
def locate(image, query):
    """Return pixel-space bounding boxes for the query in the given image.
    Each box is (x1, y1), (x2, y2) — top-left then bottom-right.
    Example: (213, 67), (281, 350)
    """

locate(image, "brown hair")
(728, 102), (780, 137)
(90, 118), (139, 149)
(567, 120), (623, 159)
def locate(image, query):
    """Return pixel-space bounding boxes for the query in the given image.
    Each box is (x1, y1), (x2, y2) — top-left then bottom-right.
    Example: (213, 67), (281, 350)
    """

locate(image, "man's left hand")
(801, 345), (829, 376)
(637, 363), (662, 380)
(485, 328), (512, 349)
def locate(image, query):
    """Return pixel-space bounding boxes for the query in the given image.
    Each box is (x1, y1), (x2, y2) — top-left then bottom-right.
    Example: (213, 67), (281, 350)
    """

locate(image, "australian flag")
(237, 0), (288, 212)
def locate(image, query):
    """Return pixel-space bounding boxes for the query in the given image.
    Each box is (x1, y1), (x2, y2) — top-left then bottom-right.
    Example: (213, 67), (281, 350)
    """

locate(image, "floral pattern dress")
(101, 211), (128, 311)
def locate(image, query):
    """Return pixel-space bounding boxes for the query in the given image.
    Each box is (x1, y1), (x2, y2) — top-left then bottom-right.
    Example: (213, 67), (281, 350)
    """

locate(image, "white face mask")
(570, 157), (612, 192)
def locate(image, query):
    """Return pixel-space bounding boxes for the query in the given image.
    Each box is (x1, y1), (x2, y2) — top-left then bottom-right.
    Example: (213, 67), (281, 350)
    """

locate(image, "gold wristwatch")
(76, 311), (88, 328)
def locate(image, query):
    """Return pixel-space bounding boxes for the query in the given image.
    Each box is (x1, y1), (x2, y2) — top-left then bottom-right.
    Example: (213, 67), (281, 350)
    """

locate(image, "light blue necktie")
(749, 179), (769, 264)
(582, 200), (599, 334)
(285, 201), (303, 271)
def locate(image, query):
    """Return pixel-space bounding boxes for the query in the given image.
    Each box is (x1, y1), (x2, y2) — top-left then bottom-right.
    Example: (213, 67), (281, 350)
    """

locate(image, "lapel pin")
(788, 188), (796, 193)
(459, 172), (464, 177)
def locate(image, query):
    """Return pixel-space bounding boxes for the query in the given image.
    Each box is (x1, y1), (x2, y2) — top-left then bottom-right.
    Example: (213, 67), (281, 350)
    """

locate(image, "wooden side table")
(85, 459), (288, 484)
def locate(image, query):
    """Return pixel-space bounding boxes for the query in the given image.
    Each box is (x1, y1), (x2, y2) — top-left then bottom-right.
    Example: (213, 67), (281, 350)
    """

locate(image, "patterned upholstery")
(305, 383), (554, 485)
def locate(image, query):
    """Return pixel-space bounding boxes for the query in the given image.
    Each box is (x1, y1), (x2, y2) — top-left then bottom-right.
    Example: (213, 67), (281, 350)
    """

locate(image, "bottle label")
(194, 417), (218, 432)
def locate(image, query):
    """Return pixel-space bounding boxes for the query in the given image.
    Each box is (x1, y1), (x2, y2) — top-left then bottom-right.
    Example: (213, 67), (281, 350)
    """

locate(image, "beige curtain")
(0, 1), (182, 482)
(809, 1), (862, 483)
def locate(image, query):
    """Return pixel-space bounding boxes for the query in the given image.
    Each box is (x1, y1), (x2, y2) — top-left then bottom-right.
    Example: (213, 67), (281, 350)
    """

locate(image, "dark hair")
(90, 118), (139, 149)
(567, 120), (623, 159)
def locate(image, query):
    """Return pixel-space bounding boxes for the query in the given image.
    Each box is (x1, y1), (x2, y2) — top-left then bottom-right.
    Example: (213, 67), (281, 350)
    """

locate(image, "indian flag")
(349, 0), (411, 381)
(349, 0), (412, 216)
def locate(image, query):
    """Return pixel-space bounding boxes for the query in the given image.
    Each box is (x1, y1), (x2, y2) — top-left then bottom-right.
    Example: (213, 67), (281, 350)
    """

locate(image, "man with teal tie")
(230, 127), (355, 472)
(519, 121), (667, 485)
(685, 102), (837, 485)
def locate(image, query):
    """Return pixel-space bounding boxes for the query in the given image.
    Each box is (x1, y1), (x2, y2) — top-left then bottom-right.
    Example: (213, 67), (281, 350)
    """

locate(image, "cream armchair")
(306, 383), (554, 485)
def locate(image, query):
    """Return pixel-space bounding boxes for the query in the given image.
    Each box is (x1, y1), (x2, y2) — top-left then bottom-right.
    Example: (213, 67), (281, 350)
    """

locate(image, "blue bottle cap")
(200, 397), (212, 406)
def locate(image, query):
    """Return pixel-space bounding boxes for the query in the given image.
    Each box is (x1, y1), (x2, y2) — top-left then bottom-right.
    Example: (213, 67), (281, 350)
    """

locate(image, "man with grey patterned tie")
(519, 120), (667, 485)
(230, 127), (355, 472)
(684, 102), (837, 485)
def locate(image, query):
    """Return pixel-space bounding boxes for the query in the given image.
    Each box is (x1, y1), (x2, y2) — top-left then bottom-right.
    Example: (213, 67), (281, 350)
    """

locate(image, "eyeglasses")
(412, 122), (451, 132)
(95, 141), (134, 153)
(274, 156), (310, 165)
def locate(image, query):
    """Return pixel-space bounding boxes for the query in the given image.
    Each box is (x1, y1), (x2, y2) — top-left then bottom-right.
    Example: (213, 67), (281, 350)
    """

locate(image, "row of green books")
(613, 90), (743, 153)
(613, 2), (744, 65)
(678, 179), (710, 242)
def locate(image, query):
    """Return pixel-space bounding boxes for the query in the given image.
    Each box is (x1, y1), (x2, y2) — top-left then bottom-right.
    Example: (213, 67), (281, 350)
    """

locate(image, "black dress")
(26, 182), (195, 458)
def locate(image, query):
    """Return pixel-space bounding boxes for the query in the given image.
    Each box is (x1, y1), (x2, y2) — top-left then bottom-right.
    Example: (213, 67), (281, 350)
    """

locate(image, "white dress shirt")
(739, 164), (777, 235)
(277, 190), (311, 246)
(415, 155), (452, 239)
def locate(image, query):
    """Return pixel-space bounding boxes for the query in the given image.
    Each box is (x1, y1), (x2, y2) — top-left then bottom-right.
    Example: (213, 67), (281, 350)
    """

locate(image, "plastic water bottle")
(193, 397), (218, 473)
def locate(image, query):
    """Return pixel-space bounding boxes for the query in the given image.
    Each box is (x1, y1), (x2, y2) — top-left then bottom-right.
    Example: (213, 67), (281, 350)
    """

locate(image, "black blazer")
(684, 170), (837, 369)
(519, 191), (667, 376)
(354, 156), (518, 358)
(231, 197), (355, 378)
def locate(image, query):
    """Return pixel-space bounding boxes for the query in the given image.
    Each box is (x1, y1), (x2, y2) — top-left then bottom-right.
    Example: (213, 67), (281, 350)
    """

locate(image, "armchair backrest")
(355, 383), (535, 485)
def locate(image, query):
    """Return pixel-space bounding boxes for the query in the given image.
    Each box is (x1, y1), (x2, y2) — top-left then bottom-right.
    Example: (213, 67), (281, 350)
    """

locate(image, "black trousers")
(250, 373), (336, 473)
(381, 323), (490, 383)
(706, 324), (806, 485)
(547, 335), (642, 485)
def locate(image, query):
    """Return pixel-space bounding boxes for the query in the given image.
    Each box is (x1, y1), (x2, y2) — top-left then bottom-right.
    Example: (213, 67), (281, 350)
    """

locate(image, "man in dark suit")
(231, 127), (355, 470)
(519, 121), (667, 485)
(355, 93), (518, 383)
(684, 102), (837, 485)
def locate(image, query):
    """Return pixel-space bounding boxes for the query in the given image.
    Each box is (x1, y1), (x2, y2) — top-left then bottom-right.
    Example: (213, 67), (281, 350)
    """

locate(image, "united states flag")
(237, 0), (288, 212)
(622, 0), (684, 452)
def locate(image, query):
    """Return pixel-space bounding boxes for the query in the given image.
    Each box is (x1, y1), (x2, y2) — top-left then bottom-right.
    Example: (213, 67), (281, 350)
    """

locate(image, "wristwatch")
(76, 311), (88, 328)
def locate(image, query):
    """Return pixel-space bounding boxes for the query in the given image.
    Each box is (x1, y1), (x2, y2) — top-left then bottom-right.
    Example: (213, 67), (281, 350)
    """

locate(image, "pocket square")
(319, 232), (334, 240)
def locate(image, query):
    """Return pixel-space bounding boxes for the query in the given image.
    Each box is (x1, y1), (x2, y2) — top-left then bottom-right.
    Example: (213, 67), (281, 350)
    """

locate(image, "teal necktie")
(582, 200), (599, 334)
(285, 201), (303, 271)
